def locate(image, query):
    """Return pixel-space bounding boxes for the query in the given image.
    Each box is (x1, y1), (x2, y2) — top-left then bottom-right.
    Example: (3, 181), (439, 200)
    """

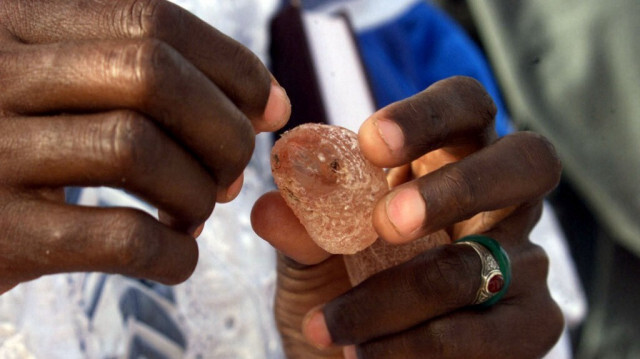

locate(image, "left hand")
(251, 76), (564, 358)
(0, 0), (291, 292)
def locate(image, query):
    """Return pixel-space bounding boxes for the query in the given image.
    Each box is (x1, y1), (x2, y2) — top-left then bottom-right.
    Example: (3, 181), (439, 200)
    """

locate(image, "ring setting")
(455, 235), (512, 308)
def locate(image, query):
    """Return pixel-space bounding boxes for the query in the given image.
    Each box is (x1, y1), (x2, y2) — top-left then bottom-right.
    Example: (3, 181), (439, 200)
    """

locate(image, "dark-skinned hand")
(0, 0), (291, 293)
(252, 76), (564, 358)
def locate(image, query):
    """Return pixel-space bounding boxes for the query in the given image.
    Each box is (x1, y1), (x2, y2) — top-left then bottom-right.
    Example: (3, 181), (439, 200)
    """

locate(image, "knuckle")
(434, 76), (497, 127)
(109, 210), (198, 284)
(414, 246), (477, 307)
(115, 0), (272, 117)
(515, 243), (551, 288)
(529, 243), (551, 273)
(437, 165), (476, 216)
(110, 211), (159, 272)
(132, 38), (176, 94)
(114, 0), (163, 38)
(454, 76), (498, 124)
(103, 110), (161, 177)
(461, 77), (498, 122)
(103, 38), (178, 104)
(510, 132), (563, 192)
(216, 43), (271, 114)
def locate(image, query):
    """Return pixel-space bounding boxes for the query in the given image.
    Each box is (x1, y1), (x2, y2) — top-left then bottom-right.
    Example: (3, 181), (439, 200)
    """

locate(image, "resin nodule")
(271, 123), (387, 255)
(272, 123), (448, 284)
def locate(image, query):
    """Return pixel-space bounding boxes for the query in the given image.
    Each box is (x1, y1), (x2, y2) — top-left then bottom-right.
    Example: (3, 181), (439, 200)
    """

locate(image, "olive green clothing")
(467, 0), (640, 256)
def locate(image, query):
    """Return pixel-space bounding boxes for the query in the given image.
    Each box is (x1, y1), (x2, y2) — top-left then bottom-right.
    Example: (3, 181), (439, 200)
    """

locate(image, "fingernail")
(262, 82), (291, 130)
(376, 118), (404, 153)
(386, 187), (426, 237)
(343, 345), (358, 359)
(302, 308), (332, 349)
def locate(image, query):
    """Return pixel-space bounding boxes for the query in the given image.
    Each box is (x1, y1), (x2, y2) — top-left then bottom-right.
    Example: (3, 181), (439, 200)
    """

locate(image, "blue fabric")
(355, 2), (512, 137)
(65, 187), (83, 205)
(119, 286), (186, 349)
(82, 273), (186, 358)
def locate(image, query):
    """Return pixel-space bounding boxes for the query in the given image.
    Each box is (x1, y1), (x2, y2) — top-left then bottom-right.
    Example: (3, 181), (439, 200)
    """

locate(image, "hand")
(252, 76), (563, 358)
(0, 0), (291, 293)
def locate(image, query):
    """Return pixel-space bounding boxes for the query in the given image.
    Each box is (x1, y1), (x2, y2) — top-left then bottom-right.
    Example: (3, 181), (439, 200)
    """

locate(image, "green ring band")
(455, 235), (512, 308)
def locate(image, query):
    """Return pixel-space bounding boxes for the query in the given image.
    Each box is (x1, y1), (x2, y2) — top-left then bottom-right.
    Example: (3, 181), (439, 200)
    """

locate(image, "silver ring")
(457, 241), (505, 305)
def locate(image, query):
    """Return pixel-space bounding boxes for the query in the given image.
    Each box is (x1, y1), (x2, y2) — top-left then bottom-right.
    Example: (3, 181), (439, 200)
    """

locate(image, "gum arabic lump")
(271, 123), (386, 254)
(271, 123), (449, 284)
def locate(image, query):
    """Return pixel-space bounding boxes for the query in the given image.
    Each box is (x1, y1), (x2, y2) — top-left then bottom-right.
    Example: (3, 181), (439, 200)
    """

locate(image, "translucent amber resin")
(271, 123), (386, 254)
(272, 123), (448, 284)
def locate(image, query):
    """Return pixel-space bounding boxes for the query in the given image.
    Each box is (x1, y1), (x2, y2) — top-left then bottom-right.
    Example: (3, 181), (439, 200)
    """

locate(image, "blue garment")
(356, 2), (513, 137)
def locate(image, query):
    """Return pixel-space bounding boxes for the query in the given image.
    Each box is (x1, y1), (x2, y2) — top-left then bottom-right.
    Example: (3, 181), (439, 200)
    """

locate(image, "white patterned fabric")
(0, 132), (282, 359)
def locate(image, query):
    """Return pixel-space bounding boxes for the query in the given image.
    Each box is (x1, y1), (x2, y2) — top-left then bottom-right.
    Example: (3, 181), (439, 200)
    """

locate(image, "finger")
(276, 254), (351, 358)
(372, 132), (561, 244)
(304, 205), (545, 347)
(450, 206), (518, 240)
(1, 197), (198, 285)
(0, 112), (216, 233)
(355, 294), (564, 359)
(217, 172), (245, 204)
(251, 191), (330, 265)
(303, 244), (481, 347)
(0, 39), (253, 190)
(385, 165), (411, 189)
(1, 0), (291, 131)
(358, 76), (497, 168)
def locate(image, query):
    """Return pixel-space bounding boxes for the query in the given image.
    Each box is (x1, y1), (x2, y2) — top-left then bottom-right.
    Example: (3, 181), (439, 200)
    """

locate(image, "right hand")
(253, 77), (562, 358)
(0, 0), (290, 293)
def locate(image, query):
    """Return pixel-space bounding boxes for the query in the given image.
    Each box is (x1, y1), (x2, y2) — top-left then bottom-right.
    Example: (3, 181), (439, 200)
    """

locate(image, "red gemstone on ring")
(488, 274), (505, 293)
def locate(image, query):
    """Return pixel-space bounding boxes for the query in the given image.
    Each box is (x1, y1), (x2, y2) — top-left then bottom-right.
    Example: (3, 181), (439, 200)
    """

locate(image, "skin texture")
(0, 0), (291, 293)
(1, 2), (562, 357)
(251, 76), (565, 358)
